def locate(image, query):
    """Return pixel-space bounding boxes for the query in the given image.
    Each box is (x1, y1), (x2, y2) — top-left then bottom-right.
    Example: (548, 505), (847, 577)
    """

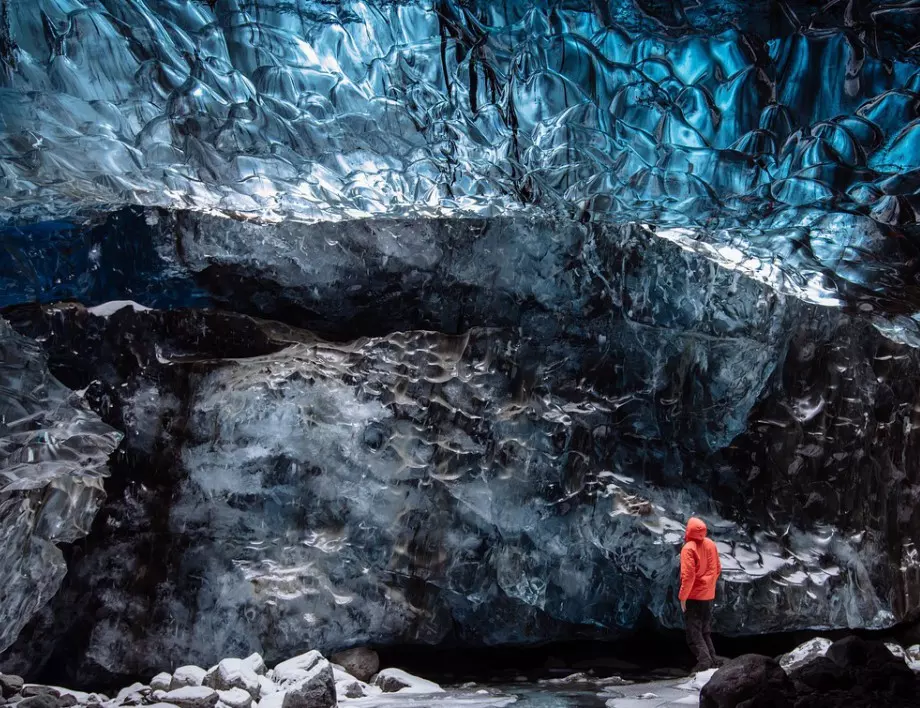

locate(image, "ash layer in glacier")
(1, 220), (917, 686)
(3, 2), (920, 341)
(0, 317), (122, 656)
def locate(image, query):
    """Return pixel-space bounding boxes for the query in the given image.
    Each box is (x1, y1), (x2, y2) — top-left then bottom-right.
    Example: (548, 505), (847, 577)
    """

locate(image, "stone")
(163, 687), (220, 708)
(216, 688), (252, 708)
(113, 683), (149, 705)
(787, 656), (852, 692)
(700, 655), (795, 708)
(333, 680), (366, 700)
(21, 688), (61, 699)
(330, 667), (373, 701)
(243, 655), (267, 677)
(885, 643), (908, 662)
(151, 674), (174, 693)
(779, 638), (833, 673)
(825, 636), (917, 696)
(0, 676), (23, 699)
(273, 653), (326, 686)
(17, 696), (65, 708)
(372, 669), (444, 695)
(171, 668), (208, 690)
(256, 677), (279, 701)
(278, 662), (335, 708)
(329, 649), (379, 683)
(204, 660), (261, 700)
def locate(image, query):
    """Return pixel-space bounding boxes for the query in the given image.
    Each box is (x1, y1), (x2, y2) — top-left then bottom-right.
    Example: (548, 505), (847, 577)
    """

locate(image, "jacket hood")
(685, 517), (707, 542)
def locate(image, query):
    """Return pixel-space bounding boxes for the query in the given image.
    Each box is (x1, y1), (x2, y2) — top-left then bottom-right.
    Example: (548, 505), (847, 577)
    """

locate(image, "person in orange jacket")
(679, 516), (722, 670)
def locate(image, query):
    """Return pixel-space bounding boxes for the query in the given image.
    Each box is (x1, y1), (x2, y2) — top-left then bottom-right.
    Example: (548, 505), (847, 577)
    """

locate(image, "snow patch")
(87, 301), (151, 317)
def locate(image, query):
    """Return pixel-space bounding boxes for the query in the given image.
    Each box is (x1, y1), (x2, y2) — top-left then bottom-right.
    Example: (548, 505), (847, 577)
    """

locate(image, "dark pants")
(685, 599), (716, 667)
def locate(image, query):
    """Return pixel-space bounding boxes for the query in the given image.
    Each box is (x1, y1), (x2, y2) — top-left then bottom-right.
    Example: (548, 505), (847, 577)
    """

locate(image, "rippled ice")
(4, 2), (920, 341)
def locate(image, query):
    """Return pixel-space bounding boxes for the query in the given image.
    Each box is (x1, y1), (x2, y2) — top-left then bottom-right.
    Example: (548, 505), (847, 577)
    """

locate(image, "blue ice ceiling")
(2, 1), (920, 341)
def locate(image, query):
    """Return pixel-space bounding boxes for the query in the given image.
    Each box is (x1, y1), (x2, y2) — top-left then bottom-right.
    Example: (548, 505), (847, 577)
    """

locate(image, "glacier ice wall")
(2, 2), (920, 339)
(1, 218), (918, 683)
(0, 316), (121, 655)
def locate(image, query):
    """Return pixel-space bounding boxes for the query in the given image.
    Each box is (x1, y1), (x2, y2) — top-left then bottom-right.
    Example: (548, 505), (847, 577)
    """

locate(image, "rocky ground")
(0, 637), (917, 708)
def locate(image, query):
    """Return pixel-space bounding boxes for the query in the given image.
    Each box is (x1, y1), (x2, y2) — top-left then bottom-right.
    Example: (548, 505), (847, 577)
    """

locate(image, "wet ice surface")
(0, 318), (122, 654)
(338, 678), (708, 708)
(3, 2), (920, 341)
(4, 272), (920, 679)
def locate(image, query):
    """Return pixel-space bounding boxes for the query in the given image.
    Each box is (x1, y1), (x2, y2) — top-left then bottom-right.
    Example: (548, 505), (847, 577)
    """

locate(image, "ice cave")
(1, 2), (920, 707)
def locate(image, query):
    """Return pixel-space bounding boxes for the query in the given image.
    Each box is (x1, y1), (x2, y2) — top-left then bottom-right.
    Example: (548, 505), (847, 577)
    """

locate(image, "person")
(679, 516), (722, 671)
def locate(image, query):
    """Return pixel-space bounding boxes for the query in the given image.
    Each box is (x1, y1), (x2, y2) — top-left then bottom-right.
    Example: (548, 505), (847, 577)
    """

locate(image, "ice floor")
(347, 673), (713, 708)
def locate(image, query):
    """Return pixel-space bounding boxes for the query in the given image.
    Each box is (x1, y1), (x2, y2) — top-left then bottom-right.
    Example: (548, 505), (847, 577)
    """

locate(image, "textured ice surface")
(3, 2), (920, 340)
(0, 317), (121, 654)
(2, 216), (919, 681)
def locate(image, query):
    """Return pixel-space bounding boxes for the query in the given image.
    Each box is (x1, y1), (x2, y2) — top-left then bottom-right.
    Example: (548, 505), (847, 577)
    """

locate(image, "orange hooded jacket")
(679, 517), (721, 602)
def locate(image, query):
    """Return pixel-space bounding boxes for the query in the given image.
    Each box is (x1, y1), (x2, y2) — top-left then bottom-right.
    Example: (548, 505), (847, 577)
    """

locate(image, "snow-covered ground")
(3, 639), (918, 708)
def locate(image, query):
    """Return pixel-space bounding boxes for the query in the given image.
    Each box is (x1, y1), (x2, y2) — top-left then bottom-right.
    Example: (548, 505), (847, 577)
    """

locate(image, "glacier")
(0, 315), (121, 656)
(1, 1), (920, 340)
(0, 0), (919, 689)
(0, 217), (918, 684)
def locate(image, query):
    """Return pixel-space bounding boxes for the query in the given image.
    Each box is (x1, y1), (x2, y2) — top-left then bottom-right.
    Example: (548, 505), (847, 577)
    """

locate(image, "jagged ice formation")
(2, 1), (920, 338)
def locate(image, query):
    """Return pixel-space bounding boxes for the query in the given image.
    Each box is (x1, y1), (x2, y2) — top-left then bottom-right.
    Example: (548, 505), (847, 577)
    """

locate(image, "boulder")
(171, 668), (208, 690)
(163, 687), (220, 708)
(778, 638), (832, 673)
(257, 677), (279, 700)
(700, 655), (795, 708)
(372, 669), (444, 695)
(216, 688), (252, 708)
(824, 636), (917, 697)
(885, 643), (908, 662)
(329, 650), (378, 683)
(17, 697), (66, 708)
(151, 675), (174, 693)
(787, 656), (852, 692)
(0, 675), (23, 699)
(243, 655), (267, 677)
(204, 659), (261, 700)
(278, 662), (336, 708)
(113, 683), (149, 705)
(333, 680), (366, 700)
(273, 652), (326, 686)
(330, 667), (373, 700)
(21, 688), (61, 699)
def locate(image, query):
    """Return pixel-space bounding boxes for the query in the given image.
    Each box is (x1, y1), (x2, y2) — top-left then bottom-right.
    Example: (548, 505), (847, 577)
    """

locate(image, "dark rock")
(330, 649), (379, 683)
(0, 675), (23, 699)
(20, 687), (60, 699)
(788, 656), (852, 692)
(372, 669), (442, 694)
(280, 663), (336, 708)
(17, 695), (71, 708)
(700, 654), (795, 708)
(335, 680), (366, 700)
(785, 635), (920, 707)
(825, 636), (918, 696)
